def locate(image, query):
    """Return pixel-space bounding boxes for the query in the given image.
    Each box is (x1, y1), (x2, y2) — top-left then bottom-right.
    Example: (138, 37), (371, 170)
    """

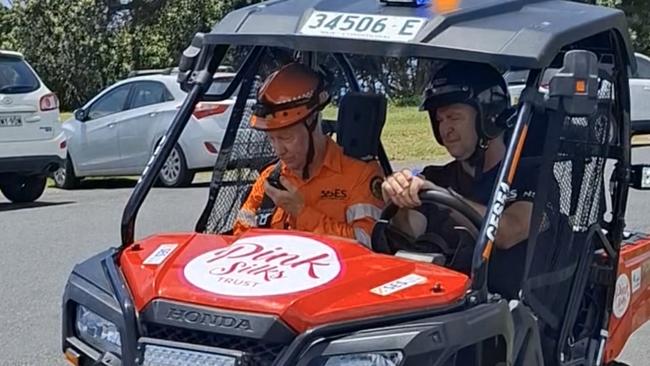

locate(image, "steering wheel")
(371, 189), (483, 273)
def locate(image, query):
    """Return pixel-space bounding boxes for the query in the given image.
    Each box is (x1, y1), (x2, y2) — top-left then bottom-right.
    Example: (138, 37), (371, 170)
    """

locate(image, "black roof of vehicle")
(206, 0), (635, 70)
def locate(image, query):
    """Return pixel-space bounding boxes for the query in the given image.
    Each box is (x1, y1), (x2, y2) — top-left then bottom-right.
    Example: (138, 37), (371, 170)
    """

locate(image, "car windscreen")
(504, 70), (529, 85)
(0, 56), (40, 94)
(504, 69), (560, 88)
(206, 76), (240, 98)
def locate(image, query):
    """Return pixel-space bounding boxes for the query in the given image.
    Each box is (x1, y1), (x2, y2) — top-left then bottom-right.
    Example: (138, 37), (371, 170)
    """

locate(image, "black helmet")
(421, 61), (512, 147)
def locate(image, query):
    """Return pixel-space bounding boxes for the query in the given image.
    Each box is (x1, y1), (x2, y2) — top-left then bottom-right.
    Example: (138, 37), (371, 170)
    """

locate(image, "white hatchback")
(55, 71), (257, 188)
(0, 50), (66, 203)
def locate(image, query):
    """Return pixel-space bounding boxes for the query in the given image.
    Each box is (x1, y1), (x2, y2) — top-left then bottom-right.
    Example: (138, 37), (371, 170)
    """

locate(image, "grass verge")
(323, 105), (447, 161)
(60, 112), (73, 122)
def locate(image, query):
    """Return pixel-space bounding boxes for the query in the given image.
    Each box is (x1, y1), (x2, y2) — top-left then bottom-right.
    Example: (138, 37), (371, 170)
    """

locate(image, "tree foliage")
(1, 0), (261, 110)
(0, 0), (647, 110)
(597, 0), (650, 55)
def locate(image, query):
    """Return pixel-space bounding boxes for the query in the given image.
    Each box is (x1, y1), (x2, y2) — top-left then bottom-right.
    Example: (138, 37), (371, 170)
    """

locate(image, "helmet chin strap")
(466, 110), (489, 181)
(466, 138), (489, 182)
(301, 114), (319, 180)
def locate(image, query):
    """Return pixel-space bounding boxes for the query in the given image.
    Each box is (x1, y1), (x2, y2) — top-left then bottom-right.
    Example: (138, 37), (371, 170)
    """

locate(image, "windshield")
(504, 69), (560, 88)
(0, 56), (40, 94)
(504, 70), (529, 85)
(206, 76), (240, 97)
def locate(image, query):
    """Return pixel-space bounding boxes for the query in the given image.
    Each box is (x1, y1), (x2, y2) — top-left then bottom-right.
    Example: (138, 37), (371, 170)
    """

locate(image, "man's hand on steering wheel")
(382, 169), (441, 208)
(373, 175), (483, 271)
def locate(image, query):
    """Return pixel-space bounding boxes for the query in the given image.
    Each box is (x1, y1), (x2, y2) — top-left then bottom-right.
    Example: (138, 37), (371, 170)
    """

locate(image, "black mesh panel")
(522, 73), (616, 365)
(203, 99), (276, 234)
(197, 65), (278, 235)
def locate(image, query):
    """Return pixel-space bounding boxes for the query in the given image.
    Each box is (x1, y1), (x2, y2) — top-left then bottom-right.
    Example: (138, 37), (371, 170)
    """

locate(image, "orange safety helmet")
(251, 62), (330, 131)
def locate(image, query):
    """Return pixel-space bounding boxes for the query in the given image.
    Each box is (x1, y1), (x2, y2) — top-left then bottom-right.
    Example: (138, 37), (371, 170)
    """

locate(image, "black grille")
(144, 323), (286, 365)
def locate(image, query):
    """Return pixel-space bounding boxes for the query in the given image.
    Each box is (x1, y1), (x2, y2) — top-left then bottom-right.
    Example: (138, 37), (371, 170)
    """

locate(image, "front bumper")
(62, 250), (515, 366)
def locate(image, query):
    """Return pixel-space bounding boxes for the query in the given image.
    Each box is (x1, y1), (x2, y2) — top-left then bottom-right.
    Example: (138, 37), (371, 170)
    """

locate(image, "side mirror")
(74, 108), (88, 122)
(630, 165), (650, 190)
(177, 32), (205, 92)
(548, 50), (599, 117)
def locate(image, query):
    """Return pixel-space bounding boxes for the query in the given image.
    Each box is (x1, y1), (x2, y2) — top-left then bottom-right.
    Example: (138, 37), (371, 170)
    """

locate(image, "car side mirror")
(630, 164), (650, 190)
(548, 50), (599, 117)
(177, 32), (205, 92)
(74, 108), (88, 122)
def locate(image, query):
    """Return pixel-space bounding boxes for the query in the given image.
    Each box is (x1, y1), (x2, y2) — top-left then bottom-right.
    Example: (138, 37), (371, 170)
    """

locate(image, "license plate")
(0, 115), (22, 127)
(300, 11), (426, 42)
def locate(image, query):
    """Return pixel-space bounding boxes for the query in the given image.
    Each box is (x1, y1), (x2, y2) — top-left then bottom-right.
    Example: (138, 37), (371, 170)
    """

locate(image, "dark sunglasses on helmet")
(420, 84), (475, 111)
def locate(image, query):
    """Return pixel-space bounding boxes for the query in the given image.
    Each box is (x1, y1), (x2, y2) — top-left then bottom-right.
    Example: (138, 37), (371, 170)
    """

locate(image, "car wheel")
(158, 145), (194, 187)
(0, 174), (47, 203)
(52, 155), (80, 189)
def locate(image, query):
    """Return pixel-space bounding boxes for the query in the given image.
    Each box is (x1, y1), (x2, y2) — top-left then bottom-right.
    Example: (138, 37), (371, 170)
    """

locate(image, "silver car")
(54, 72), (244, 188)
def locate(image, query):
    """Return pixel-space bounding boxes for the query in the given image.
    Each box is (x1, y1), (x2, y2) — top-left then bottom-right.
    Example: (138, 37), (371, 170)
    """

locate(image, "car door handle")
(643, 86), (650, 91)
(149, 112), (158, 117)
(108, 123), (116, 128)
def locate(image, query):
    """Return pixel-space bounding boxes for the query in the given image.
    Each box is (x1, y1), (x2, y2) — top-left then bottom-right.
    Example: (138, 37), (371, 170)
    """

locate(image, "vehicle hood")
(120, 229), (470, 333)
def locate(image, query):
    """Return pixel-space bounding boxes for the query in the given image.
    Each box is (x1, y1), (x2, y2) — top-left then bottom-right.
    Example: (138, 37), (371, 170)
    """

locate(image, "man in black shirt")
(381, 61), (536, 299)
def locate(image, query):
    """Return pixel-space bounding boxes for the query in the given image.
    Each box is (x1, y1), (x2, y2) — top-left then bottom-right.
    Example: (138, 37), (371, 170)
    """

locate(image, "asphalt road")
(1, 149), (650, 365)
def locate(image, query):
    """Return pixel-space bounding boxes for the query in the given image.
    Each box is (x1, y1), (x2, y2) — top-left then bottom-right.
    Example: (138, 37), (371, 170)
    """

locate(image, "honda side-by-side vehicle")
(61, 0), (650, 365)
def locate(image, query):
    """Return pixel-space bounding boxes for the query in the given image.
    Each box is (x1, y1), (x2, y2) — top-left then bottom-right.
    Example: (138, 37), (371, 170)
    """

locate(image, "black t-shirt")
(420, 160), (539, 299)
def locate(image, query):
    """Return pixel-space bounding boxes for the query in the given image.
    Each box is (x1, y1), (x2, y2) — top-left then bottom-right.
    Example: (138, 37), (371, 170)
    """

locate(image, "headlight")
(75, 305), (122, 355)
(322, 351), (404, 366)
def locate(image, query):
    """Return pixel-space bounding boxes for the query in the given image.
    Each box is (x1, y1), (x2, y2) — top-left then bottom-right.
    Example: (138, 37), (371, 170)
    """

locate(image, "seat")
(335, 92), (387, 163)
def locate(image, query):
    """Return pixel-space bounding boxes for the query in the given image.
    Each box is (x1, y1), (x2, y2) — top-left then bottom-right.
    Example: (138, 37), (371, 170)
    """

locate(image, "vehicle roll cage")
(119, 28), (632, 305)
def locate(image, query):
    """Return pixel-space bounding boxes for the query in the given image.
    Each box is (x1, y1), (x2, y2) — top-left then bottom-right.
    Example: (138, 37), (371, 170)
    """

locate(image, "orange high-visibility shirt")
(234, 139), (385, 247)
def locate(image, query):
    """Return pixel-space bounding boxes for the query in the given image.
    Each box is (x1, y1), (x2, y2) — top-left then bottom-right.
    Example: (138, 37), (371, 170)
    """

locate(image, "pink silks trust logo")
(184, 235), (341, 296)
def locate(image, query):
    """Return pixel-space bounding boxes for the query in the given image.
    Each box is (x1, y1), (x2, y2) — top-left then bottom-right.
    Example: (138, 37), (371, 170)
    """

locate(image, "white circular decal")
(184, 235), (341, 297)
(613, 273), (631, 319)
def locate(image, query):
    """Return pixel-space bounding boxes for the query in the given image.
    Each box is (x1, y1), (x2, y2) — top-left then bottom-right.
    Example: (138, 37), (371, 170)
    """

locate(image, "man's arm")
(465, 162), (540, 250)
(232, 167), (272, 235)
(381, 168), (534, 250)
(464, 199), (533, 250)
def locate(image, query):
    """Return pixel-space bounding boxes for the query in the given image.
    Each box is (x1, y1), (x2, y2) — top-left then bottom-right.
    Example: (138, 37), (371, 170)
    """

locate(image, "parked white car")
(0, 50), (66, 203)
(54, 71), (245, 188)
(506, 52), (650, 135)
(628, 52), (650, 134)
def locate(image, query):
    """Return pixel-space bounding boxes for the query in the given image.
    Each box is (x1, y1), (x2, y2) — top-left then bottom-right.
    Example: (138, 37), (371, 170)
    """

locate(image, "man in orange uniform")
(233, 62), (384, 247)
